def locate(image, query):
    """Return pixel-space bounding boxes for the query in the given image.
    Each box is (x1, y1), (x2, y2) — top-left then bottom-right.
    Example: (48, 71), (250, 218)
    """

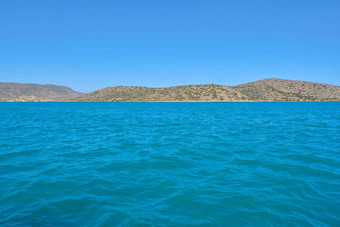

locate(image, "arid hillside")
(2, 79), (339, 102)
(69, 79), (340, 102)
(0, 83), (83, 101)
(68, 84), (249, 102)
(233, 79), (340, 101)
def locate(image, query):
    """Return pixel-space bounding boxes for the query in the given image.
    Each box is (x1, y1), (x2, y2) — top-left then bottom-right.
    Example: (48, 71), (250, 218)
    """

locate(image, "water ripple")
(0, 102), (339, 226)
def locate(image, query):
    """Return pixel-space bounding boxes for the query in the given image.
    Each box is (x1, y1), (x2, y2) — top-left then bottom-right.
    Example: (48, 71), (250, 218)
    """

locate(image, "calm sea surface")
(0, 102), (339, 226)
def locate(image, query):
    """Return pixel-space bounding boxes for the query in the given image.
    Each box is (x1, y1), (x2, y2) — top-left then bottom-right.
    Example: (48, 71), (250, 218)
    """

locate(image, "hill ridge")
(1, 79), (339, 102)
(233, 78), (340, 101)
(0, 82), (83, 102)
(69, 79), (340, 102)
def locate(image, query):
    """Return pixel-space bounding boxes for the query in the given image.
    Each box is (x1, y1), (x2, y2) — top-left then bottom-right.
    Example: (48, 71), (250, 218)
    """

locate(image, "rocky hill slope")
(2, 79), (339, 102)
(68, 84), (249, 102)
(69, 79), (340, 102)
(233, 79), (340, 101)
(0, 82), (83, 102)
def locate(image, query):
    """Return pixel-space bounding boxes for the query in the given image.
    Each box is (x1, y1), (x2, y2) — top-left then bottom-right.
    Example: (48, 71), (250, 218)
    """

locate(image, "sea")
(0, 102), (339, 226)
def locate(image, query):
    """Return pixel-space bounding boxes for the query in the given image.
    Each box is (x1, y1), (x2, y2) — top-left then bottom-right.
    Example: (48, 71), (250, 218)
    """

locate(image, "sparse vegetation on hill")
(68, 84), (249, 102)
(1, 79), (339, 102)
(68, 79), (340, 102)
(0, 83), (83, 102)
(233, 79), (340, 101)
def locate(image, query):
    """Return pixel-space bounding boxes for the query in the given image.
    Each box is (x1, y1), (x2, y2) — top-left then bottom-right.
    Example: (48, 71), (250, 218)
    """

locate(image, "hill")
(69, 79), (340, 102)
(233, 78), (340, 101)
(68, 84), (249, 102)
(0, 82), (83, 102)
(2, 79), (339, 102)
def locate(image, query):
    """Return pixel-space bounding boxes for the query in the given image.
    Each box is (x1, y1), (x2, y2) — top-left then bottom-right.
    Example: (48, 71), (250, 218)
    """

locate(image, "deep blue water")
(0, 102), (339, 226)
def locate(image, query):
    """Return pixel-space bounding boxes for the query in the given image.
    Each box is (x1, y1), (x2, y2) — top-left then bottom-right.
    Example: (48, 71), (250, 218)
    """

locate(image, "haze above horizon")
(1, 0), (339, 93)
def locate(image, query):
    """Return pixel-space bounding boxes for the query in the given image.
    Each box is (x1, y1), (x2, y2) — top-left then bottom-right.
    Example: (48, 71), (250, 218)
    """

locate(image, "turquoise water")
(0, 102), (339, 226)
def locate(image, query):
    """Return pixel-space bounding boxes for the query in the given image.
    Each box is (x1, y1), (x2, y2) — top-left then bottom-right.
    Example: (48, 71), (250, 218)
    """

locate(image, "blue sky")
(0, 0), (339, 92)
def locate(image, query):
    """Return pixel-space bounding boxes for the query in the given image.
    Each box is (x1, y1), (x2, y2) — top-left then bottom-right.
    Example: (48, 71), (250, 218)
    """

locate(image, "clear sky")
(0, 0), (339, 92)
